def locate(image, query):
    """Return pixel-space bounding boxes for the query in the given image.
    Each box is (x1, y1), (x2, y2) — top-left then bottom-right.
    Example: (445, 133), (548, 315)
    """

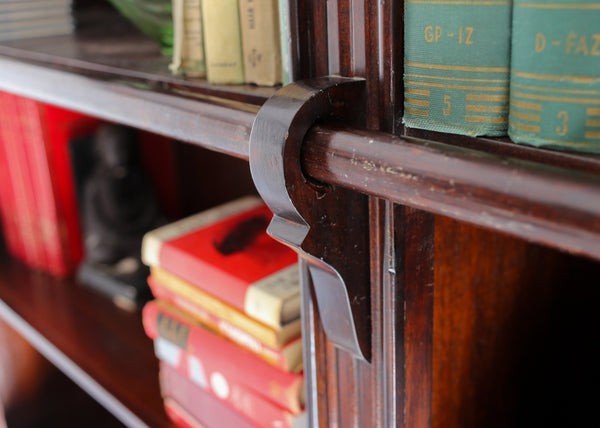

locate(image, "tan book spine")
(150, 266), (302, 349)
(238, 0), (282, 86)
(201, 0), (245, 84)
(170, 0), (206, 77)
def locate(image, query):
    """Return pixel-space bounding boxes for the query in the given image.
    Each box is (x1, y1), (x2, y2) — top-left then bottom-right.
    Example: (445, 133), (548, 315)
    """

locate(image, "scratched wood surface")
(0, 1), (599, 427)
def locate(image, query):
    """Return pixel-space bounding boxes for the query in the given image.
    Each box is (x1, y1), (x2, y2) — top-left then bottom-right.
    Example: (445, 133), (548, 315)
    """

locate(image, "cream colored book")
(150, 266), (302, 349)
(170, 0), (206, 77)
(238, 0), (282, 86)
(201, 0), (245, 84)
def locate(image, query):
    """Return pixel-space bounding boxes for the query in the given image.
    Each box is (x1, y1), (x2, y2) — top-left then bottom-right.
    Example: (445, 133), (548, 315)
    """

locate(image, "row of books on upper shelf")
(108, 0), (292, 86)
(140, 196), (307, 428)
(167, 0), (291, 86)
(403, 0), (600, 153)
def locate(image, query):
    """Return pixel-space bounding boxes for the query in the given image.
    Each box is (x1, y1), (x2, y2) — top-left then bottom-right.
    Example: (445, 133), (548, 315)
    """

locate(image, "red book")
(0, 92), (44, 268)
(0, 91), (99, 276)
(160, 365), (258, 428)
(141, 196), (300, 328)
(143, 300), (305, 414)
(160, 362), (307, 428)
(0, 114), (24, 258)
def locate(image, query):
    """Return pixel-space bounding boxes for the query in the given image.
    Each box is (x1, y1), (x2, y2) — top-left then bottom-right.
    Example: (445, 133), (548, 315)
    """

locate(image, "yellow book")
(202, 0), (245, 84)
(238, 0), (282, 86)
(150, 267), (302, 349)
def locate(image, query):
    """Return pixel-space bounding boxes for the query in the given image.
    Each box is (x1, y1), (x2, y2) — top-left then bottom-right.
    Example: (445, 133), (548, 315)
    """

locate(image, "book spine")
(170, 0), (206, 77)
(159, 349), (304, 428)
(0, 93), (45, 269)
(239, 0), (282, 86)
(150, 267), (302, 348)
(143, 300), (305, 413)
(160, 369), (258, 428)
(403, 0), (512, 136)
(163, 399), (208, 428)
(21, 99), (68, 276)
(278, 0), (293, 85)
(43, 104), (99, 274)
(201, 0), (245, 84)
(0, 94), (25, 259)
(509, 0), (600, 152)
(148, 275), (300, 366)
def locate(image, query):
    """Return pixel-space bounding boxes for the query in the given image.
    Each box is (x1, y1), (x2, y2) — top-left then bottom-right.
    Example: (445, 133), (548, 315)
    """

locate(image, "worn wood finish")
(432, 217), (600, 428)
(303, 124), (600, 261)
(0, 57), (256, 159)
(0, 257), (172, 428)
(4, 53), (600, 262)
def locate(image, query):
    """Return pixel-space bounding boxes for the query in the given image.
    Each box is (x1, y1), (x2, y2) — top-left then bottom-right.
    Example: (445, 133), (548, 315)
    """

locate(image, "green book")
(403, 0), (512, 136)
(509, 0), (600, 152)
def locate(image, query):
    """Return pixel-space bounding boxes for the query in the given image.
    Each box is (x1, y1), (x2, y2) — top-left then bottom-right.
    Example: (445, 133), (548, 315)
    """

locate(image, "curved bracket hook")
(249, 76), (370, 361)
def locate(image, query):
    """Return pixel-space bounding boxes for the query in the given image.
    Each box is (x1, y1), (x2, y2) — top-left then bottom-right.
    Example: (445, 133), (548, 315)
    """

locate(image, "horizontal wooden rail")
(304, 124), (600, 260)
(2, 56), (600, 259)
(0, 57), (256, 159)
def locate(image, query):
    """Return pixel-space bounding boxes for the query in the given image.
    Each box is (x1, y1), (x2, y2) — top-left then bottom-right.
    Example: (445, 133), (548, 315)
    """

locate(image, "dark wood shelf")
(0, 254), (173, 428)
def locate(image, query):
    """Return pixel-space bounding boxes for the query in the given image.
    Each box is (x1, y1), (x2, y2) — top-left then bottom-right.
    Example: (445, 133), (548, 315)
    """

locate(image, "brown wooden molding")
(249, 76), (372, 361)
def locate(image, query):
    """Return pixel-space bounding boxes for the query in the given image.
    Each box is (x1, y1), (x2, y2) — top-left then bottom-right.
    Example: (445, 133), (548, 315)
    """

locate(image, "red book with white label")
(160, 361), (307, 428)
(143, 299), (305, 414)
(141, 196), (300, 328)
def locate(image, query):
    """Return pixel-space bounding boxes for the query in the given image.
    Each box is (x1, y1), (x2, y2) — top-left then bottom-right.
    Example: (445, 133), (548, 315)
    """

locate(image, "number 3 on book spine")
(509, 0), (600, 152)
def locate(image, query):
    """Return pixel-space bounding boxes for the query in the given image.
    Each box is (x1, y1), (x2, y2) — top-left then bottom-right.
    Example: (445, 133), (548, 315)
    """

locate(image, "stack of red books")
(141, 196), (307, 428)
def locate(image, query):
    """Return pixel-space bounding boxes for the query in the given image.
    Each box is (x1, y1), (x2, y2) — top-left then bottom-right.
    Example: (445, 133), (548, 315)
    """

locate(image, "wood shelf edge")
(0, 56), (255, 159)
(0, 298), (150, 428)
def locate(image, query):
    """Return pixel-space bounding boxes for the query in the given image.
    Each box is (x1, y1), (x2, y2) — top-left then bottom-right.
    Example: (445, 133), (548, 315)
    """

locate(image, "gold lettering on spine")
(535, 33), (546, 52)
(556, 111), (569, 135)
(443, 95), (452, 115)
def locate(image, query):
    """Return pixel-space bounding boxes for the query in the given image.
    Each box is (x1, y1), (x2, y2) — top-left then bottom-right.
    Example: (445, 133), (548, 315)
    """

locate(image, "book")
(169, 0), (206, 77)
(141, 196), (300, 328)
(508, 0), (600, 152)
(149, 267), (302, 349)
(160, 367), (260, 428)
(403, 0), (512, 136)
(278, 0), (295, 85)
(201, 0), (245, 84)
(239, 0), (282, 86)
(0, 92), (99, 276)
(147, 275), (303, 372)
(163, 399), (210, 428)
(143, 299), (305, 412)
(164, 397), (256, 428)
(159, 353), (307, 428)
(0, 92), (44, 270)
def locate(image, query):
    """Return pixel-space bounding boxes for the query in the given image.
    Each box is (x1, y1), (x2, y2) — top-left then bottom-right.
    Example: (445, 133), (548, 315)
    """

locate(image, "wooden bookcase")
(1, 1), (599, 427)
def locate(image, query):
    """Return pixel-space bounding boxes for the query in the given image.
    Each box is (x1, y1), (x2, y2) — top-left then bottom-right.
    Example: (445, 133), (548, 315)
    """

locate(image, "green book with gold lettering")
(403, 0), (512, 136)
(509, 0), (600, 152)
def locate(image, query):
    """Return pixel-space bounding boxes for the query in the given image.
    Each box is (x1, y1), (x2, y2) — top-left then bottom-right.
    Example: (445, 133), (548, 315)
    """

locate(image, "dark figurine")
(78, 124), (163, 310)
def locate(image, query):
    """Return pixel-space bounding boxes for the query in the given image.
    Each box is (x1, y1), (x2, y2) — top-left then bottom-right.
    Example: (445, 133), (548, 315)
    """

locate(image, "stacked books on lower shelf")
(140, 196), (307, 428)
